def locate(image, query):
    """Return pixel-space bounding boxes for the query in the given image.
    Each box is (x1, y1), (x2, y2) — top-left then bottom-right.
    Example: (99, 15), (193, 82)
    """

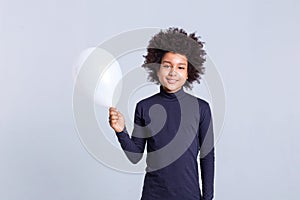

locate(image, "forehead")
(161, 52), (188, 64)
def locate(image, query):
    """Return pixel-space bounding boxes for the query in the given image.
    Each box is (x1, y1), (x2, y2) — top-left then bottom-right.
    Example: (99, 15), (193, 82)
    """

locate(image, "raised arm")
(109, 104), (147, 164)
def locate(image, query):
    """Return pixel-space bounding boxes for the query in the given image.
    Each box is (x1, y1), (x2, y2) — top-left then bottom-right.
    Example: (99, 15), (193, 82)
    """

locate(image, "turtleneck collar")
(159, 85), (186, 101)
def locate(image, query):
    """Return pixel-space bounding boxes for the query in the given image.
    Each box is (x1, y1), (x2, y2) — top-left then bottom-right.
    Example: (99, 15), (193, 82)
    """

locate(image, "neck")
(159, 85), (186, 101)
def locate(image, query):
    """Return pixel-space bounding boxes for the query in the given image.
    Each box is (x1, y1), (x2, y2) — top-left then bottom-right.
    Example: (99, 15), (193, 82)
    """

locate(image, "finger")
(110, 115), (119, 120)
(110, 119), (118, 124)
(109, 107), (117, 113)
(110, 107), (118, 111)
(109, 110), (118, 116)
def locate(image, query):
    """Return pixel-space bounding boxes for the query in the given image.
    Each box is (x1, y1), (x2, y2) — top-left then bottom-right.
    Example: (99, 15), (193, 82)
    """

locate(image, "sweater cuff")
(115, 127), (127, 135)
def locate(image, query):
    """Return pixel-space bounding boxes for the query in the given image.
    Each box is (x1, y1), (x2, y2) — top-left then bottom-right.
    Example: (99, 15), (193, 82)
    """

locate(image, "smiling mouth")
(166, 78), (178, 84)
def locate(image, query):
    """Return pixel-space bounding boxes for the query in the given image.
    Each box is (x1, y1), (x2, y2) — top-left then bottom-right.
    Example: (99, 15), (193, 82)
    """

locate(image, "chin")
(164, 85), (180, 92)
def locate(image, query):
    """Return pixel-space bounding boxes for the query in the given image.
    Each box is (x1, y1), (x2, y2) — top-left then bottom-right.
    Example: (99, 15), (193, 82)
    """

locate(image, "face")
(157, 52), (188, 93)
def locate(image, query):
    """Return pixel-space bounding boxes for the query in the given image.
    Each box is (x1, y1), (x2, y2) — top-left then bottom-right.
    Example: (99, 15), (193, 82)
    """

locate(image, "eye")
(178, 66), (185, 70)
(162, 65), (171, 68)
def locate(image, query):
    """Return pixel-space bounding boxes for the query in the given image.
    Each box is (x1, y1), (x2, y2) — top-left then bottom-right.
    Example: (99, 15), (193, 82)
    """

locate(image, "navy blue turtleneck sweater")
(116, 86), (215, 200)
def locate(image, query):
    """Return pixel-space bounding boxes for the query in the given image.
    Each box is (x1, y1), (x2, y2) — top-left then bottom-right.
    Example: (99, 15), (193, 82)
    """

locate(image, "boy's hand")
(109, 107), (125, 133)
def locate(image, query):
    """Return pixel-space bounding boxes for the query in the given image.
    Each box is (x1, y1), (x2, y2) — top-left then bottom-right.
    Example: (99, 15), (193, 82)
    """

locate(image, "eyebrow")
(162, 61), (187, 66)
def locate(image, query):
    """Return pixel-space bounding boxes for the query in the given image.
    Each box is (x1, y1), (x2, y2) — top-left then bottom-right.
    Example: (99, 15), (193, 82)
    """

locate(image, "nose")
(168, 66), (177, 76)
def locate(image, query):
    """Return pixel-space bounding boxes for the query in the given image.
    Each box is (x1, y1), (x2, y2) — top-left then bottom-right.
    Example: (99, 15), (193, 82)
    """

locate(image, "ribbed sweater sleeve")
(199, 101), (215, 200)
(115, 102), (147, 164)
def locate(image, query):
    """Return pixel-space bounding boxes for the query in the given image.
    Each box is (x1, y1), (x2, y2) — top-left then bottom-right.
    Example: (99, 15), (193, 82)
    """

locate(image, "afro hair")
(142, 27), (207, 89)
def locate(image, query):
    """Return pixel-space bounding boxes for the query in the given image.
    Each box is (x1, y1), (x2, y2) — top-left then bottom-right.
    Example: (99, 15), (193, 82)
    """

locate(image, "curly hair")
(142, 27), (206, 89)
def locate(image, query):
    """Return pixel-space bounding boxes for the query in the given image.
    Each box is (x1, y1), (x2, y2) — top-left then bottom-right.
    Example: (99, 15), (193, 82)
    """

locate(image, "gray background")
(1, 0), (299, 199)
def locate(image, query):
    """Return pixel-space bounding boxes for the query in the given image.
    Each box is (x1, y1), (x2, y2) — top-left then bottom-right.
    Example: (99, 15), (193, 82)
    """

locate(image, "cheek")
(157, 68), (166, 78)
(183, 69), (188, 79)
(178, 71), (188, 79)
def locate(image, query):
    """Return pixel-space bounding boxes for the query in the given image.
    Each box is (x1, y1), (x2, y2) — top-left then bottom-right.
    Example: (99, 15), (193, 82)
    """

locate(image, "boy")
(109, 27), (215, 200)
